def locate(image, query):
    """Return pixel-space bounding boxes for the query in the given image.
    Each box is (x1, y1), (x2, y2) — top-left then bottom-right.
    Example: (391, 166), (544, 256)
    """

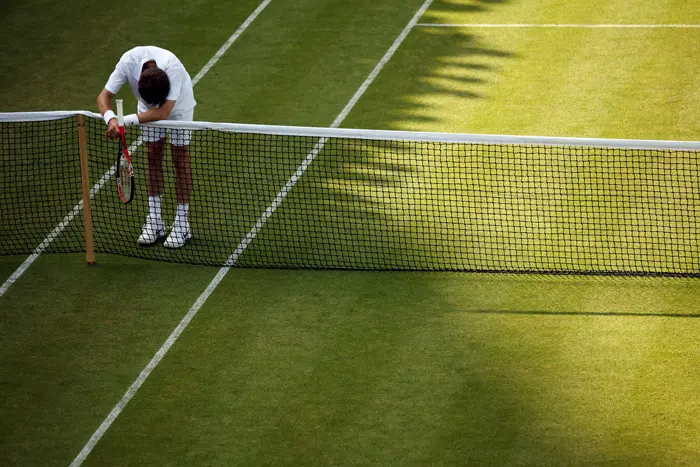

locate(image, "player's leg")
(147, 138), (166, 197)
(172, 144), (192, 205)
(163, 127), (193, 248)
(138, 127), (167, 245)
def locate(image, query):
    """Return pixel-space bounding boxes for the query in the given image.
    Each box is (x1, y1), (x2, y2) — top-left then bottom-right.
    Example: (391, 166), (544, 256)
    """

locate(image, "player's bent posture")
(97, 46), (196, 248)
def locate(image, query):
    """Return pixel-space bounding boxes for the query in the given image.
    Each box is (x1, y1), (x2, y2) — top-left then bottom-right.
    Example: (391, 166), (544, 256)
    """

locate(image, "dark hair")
(138, 67), (170, 106)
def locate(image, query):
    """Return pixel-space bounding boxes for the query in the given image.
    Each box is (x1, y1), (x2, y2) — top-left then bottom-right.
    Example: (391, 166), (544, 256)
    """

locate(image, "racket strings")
(117, 132), (134, 203)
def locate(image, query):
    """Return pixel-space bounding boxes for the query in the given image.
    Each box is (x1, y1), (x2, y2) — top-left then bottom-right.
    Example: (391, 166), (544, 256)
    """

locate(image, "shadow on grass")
(244, 4), (517, 270)
(343, 21), (516, 130)
(82, 269), (572, 465)
(429, 0), (509, 14)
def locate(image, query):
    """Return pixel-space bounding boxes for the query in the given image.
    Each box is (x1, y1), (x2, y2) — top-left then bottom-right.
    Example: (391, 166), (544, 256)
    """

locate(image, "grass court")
(2, 0), (700, 464)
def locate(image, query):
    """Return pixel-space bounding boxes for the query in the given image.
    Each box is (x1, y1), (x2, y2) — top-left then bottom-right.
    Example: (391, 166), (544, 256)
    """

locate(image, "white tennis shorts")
(140, 108), (194, 147)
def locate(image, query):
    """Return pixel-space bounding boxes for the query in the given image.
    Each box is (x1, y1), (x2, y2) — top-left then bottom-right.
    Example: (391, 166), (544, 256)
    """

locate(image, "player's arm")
(97, 88), (120, 138)
(132, 99), (176, 124)
(99, 50), (132, 138)
(113, 100), (176, 139)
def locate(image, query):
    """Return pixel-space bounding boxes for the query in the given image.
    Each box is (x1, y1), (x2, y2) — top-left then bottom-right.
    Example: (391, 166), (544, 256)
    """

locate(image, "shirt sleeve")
(104, 51), (131, 94)
(165, 65), (184, 101)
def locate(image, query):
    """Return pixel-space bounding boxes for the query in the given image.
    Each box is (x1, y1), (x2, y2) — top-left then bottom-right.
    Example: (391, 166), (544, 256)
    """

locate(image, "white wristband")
(103, 110), (116, 126)
(124, 114), (140, 126)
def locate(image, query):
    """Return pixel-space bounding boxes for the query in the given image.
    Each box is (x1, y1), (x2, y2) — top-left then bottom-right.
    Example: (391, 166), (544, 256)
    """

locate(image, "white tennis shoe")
(164, 221), (192, 249)
(138, 216), (166, 245)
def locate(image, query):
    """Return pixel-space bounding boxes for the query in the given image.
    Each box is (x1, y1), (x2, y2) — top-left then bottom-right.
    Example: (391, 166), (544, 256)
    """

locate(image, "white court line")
(0, 1), (273, 300)
(69, 0), (434, 464)
(416, 23), (700, 28)
(192, 0), (272, 85)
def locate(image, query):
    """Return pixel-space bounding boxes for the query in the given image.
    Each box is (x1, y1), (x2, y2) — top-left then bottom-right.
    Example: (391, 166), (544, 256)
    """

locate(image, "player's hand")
(105, 118), (120, 139)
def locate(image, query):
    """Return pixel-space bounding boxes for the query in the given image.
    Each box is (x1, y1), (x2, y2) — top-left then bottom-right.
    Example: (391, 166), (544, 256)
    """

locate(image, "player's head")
(138, 66), (170, 107)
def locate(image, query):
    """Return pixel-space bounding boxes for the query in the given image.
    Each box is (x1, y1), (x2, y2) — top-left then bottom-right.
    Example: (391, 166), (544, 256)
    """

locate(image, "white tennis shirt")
(105, 46), (196, 118)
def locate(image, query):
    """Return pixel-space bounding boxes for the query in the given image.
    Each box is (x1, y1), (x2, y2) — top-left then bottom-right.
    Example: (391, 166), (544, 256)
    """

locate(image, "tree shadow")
(343, 24), (516, 131)
(427, 0), (510, 14)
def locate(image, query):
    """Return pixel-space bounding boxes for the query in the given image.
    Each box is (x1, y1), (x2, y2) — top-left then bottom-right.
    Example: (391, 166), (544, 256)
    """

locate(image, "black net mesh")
(0, 118), (84, 254)
(2, 114), (699, 276)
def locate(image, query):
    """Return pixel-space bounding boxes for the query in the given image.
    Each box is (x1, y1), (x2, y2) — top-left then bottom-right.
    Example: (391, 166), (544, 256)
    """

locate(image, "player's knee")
(171, 148), (190, 168)
(146, 139), (166, 157)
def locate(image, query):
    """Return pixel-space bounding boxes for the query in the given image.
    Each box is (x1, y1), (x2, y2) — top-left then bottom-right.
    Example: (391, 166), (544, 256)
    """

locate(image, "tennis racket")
(115, 99), (135, 204)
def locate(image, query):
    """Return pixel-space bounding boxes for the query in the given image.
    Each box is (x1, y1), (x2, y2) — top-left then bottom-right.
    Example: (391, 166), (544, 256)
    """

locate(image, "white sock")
(149, 195), (163, 222)
(176, 203), (189, 225)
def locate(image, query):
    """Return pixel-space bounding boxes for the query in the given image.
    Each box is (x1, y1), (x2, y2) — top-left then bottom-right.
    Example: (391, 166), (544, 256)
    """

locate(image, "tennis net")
(2, 111), (699, 276)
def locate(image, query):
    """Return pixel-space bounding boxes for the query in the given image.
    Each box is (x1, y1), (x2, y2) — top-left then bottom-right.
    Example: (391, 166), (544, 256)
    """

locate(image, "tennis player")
(97, 45), (196, 248)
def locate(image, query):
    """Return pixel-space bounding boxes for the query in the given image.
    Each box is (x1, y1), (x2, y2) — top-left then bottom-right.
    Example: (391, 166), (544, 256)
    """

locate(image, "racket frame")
(115, 99), (135, 204)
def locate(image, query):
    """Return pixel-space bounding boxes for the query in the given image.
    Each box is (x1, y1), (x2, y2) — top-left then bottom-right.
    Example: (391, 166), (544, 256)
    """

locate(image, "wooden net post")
(77, 114), (96, 264)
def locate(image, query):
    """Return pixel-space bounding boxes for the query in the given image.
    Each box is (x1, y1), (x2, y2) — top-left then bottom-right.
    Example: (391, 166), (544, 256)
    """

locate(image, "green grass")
(0, 255), (216, 464)
(425, 0), (700, 25)
(81, 271), (700, 465)
(345, 14), (700, 139)
(2, 0), (700, 465)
